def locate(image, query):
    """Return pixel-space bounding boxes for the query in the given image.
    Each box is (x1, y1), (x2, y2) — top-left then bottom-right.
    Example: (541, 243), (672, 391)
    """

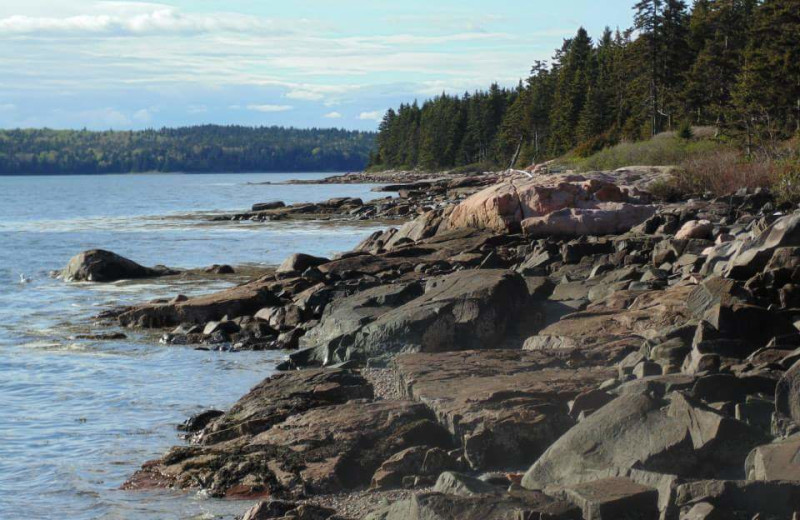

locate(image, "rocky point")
(77, 167), (800, 519)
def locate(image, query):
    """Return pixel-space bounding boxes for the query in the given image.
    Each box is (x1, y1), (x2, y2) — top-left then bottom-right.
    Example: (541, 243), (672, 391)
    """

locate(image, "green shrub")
(775, 159), (800, 205)
(677, 121), (694, 140)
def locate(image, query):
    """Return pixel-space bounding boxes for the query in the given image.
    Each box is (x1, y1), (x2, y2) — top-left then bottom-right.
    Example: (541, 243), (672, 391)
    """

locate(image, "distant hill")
(0, 125), (376, 174)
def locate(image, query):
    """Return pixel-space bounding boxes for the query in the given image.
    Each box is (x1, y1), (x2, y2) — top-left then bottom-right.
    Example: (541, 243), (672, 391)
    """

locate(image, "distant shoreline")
(0, 170), (359, 177)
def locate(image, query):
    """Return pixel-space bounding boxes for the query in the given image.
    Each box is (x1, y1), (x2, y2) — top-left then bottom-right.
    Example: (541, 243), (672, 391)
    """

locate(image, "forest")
(370, 0), (799, 171)
(0, 126), (375, 174)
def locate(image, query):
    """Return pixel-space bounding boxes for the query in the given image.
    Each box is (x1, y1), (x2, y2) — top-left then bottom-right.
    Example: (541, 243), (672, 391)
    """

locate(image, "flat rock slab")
(392, 349), (614, 470)
(561, 477), (659, 520)
(118, 278), (281, 328)
(364, 490), (581, 520)
(124, 369), (450, 498)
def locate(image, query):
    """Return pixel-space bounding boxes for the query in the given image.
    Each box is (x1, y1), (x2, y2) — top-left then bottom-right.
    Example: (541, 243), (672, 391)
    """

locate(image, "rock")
(521, 394), (694, 490)
(442, 173), (658, 234)
(667, 393), (767, 477)
(674, 479), (800, 518)
(276, 253), (330, 278)
(312, 270), (529, 366)
(393, 349), (614, 470)
(241, 500), (334, 520)
(776, 360), (800, 428)
(746, 436), (800, 481)
(204, 264), (235, 274)
(680, 502), (724, 520)
(61, 249), (176, 282)
(177, 409), (224, 432)
(676, 220), (714, 240)
(251, 201), (286, 212)
(726, 212), (800, 279)
(633, 361), (662, 379)
(364, 490), (581, 520)
(118, 279), (281, 328)
(125, 369), (449, 498)
(559, 477), (659, 520)
(433, 471), (498, 497)
(371, 446), (427, 490)
(522, 204), (657, 238)
(297, 282), (424, 365)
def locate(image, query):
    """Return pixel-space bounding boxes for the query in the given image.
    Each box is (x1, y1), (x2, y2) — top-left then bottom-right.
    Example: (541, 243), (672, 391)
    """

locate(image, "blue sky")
(0, 0), (636, 131)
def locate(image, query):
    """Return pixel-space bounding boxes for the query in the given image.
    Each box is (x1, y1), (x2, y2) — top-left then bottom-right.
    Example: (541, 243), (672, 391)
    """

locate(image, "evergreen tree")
(548, 28), (594, 155)
(733, 0), (800, 142)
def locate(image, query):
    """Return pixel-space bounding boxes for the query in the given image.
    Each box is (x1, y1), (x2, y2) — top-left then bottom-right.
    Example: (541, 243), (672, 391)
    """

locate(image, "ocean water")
(0, 173), (390, 520)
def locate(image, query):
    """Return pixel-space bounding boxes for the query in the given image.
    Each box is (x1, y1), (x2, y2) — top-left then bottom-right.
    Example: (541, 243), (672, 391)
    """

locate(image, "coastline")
(80, 167), (800, 519)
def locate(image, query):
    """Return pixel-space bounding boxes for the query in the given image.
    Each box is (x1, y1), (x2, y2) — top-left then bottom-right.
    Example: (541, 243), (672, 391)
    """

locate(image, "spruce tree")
(633, 0), (663, 135)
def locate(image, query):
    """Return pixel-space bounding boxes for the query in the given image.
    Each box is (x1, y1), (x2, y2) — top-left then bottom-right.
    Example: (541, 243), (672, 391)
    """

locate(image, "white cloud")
(323, 111), (342, 119)
(0, 103), (15, 111)
(358, 110), (383, 122)
(246, 104), (293, 113)
(286, 90), (325, 101)
(187, 104), (208, 114)
(0, 9), (288, 37)
(133, 108), (153, 123)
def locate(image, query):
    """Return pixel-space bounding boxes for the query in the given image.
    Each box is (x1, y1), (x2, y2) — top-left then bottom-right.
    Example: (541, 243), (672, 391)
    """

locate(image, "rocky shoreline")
(77, 166), (800, 519)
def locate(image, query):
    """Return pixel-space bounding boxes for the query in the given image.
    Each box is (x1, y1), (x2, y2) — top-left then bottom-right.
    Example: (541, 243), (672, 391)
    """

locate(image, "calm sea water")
(0, 173), (389, 520)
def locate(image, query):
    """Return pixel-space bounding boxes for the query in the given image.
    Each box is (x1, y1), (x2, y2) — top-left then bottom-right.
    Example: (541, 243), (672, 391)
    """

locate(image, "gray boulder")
(725, 212), (800, 279)
(776, 360), (800, 428)
(433, 471), (499, 497)
(275, 253), (329, 278)
(307, 269), (529, 366)
(521, 394), (694, 490)
(298, 282), (424, 364)
(62, 249), (175, 282)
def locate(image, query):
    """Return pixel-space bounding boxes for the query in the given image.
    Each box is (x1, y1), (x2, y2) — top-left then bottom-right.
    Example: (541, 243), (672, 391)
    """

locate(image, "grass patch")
(561, 133), (728, 172)
(559, 130), (800, 204)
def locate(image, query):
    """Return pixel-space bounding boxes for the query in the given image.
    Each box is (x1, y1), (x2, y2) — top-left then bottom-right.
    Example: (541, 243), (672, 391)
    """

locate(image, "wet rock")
(204, 264), (235, 274)
(178, 409), (224, 433)
(251, 201), (286, 212)
(118, 279), (281, 328)
(62, 249), (176, 282)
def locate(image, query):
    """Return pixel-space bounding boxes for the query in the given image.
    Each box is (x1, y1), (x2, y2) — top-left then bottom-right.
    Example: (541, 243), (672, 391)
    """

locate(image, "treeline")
(0, 126), (376, 174)
(371, 0), (799, 171)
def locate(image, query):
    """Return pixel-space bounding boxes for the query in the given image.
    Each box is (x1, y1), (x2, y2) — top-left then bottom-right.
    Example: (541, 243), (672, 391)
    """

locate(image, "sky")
(0, 0), (636, 131)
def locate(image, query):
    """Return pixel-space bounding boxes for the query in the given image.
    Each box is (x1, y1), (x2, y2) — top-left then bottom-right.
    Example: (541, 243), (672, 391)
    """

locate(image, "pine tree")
(548, 28), (594, 155)
(633, 0), (663, 135)
(734, 0), (800, 141)
(659, 0), (691, 129)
